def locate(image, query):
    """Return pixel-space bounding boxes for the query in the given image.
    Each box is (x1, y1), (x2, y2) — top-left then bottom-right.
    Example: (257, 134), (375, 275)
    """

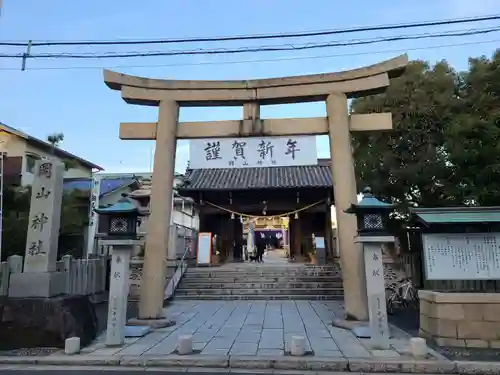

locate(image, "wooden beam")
(119, 113), (393, 140)
(120, 122), (157, 140)
(349, 113), (393, 131)
(105, 54), (407, 91)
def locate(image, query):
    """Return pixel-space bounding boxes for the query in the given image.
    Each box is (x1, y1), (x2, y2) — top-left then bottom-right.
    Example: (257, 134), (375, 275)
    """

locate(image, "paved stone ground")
(72, 300), (432, 359)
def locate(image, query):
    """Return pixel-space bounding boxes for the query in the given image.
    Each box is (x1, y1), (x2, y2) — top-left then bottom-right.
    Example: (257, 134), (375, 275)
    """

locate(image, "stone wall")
(419, 290), (500, 348)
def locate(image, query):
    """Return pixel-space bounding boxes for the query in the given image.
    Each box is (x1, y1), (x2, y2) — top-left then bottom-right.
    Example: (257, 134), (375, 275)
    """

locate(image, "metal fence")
(0, 255), (107, 299)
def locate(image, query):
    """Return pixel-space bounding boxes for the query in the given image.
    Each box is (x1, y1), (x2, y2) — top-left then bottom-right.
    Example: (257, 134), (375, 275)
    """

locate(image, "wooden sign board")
(196, 232), (212, 266)
(423, 232), (500, 280)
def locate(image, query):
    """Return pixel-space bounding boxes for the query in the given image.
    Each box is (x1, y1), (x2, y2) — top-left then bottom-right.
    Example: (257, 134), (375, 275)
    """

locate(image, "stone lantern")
(344, 186), (396, 348)
(94, 196), (143, 239)
(345, 186), (395, 237)
(94, 196), (149, 346)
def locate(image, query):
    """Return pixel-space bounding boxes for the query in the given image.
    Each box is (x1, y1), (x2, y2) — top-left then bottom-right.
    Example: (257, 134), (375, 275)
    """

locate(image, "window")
(25, 153), (41, 173)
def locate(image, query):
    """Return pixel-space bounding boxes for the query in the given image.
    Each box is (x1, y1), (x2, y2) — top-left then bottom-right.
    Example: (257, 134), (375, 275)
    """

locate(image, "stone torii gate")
(103, 54), (408, 321)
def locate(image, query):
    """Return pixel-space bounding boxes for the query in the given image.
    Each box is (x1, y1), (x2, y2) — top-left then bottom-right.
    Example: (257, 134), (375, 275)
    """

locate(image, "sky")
(1, 0), (499, 174)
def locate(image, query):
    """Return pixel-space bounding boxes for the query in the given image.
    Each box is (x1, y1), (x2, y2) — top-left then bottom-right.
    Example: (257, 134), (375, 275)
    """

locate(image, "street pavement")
(77, 299), (411, 358)
(0, 372), (240, 375)
(0, 368), (274, 375)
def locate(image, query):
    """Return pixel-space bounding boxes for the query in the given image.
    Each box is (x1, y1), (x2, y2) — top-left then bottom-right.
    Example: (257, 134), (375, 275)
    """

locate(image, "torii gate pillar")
(327, 92), (366, 319)
(140, 101), (179, 318)
(103, 54), (408, 321)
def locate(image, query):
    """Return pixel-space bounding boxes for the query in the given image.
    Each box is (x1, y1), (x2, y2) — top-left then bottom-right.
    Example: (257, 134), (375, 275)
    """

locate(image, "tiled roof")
(64, 178), (137, 197)
(180, 165), (333, 191)
(411, 207), (500, 224)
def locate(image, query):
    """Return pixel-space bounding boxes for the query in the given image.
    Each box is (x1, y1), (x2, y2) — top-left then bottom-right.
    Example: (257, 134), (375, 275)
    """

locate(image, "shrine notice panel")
(423, 233), (500, 280)
(189, 136), (317, 169)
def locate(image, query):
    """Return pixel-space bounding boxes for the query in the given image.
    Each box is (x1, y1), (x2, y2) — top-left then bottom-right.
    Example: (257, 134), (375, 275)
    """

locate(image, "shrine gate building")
(178, 156), (335, 263)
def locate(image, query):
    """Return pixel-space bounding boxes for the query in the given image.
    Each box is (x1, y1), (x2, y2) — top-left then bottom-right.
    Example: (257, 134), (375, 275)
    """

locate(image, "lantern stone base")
(419, 290), (500, 348)
(8, 271), (66, 298)
(0, 295), (98, 350)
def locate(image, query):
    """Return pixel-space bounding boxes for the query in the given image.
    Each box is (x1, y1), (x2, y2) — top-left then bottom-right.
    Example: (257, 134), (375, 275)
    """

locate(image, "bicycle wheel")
(407, 287), (420, 311)
(385, 286), (400, 315)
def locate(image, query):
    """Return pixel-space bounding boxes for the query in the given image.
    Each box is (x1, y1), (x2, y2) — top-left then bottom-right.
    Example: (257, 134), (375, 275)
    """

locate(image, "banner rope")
(204, 199), (325, 219)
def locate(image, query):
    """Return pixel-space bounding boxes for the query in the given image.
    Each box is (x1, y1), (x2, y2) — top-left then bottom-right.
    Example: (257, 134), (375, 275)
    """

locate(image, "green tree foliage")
(351, 49), (500, 208)
(46, 132), (79, 170)
(444, 50), (500, 205)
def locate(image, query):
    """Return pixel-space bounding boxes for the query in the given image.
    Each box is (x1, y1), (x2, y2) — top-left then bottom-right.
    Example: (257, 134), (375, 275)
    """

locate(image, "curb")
(0, 355), (499, 373)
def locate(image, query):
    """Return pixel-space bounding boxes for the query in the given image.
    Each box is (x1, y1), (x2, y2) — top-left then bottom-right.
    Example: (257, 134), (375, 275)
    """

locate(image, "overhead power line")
(1, 26), (498, 59)
(1, 13), (500, 47)
(1, 38), (497, 72)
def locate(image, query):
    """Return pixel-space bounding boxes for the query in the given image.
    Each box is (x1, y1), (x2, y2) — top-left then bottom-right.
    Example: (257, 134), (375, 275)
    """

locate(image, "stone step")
(175, 288), (343, 296)
(181, 278), (342, 284)
(184, 273), (342, 280)
(183, 273), (342, 278)
(186, 266), (340, 273)
(178, 282), (343, 289)
(174, 294), (343, 301)
(186, 267), (339, 272)
(183, 275), (342, 280)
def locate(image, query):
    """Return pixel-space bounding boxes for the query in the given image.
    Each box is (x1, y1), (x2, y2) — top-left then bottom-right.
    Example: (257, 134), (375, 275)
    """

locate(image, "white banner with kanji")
(189, 136), (317, 169)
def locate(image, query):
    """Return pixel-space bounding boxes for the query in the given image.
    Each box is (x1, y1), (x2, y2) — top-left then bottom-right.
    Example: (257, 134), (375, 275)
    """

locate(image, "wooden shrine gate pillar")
(140, 101), (179, 319)
(103, 54), (407, 321)
(327, 93), (367, 320)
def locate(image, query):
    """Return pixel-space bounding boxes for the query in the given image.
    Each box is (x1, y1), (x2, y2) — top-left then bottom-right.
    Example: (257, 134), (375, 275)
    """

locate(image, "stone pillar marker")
(362, 240), (390, 348)
(106, 241), (133, 346)
(9, 159), (66, 298)
(344, 187), (396, 348)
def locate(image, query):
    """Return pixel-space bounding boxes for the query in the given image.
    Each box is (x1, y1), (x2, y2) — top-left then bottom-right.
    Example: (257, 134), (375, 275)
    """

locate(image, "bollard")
(178, 335), (193, 355)
(410, 337), (428, 358)
(64, 337), (81, 355)
(290, 335), (306, 356)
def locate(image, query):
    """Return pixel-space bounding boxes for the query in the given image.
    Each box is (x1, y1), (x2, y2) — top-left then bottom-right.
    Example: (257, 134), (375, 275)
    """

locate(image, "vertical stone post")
(106, 245), (132, 346)
(326, 92), (367, 321)
(363, 241), (390, 348)
(139, 100), (179, 319)
(8, 160), (66, 298)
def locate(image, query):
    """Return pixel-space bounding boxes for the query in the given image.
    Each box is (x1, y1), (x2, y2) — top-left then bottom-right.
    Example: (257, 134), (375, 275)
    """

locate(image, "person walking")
(256, 233), (266, 262)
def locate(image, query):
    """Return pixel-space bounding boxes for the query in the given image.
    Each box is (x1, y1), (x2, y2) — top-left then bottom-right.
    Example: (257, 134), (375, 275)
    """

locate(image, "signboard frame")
(422, 232), (500, 281)
(196, 232), (212, 266)
(189, 136), (317, 169)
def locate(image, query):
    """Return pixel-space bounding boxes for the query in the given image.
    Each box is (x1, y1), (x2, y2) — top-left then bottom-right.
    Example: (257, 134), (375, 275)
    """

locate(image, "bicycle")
(385, 277), (419, 315)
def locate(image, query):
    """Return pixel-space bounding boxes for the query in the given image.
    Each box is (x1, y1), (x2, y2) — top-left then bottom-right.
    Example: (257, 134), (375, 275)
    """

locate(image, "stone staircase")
(174, 264), (344, 300)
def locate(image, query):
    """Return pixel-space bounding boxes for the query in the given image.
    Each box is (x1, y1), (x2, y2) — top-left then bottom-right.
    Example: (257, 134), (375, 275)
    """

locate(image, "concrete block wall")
(419, 290), (500, 348)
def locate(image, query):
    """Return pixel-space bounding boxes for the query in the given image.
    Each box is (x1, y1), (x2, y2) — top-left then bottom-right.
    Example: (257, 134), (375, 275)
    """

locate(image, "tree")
(47, 132), (64, 149)
(46, 132), (78, 170)
(444, 49), (500, 205)
(351, 60), (460, 208)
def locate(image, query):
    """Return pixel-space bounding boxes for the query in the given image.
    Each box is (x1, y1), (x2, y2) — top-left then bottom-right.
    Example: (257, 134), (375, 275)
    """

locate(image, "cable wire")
(2, 27), (498, 59)
(1, 13), (500, 47)
(0, 38), (497, 71)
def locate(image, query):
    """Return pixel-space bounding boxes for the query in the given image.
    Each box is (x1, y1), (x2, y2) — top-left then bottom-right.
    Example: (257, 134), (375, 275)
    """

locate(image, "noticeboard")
(196, 232), (212, 266)
(422, 232), (500, 280)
